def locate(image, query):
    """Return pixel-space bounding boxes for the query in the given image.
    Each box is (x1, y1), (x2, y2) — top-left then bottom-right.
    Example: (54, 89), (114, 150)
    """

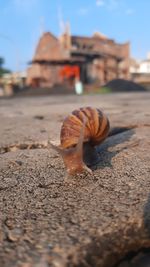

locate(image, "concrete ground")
(0, 92), (150, 267)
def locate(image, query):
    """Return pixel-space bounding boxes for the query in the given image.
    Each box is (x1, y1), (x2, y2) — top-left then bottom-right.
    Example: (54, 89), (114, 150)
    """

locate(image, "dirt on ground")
(105, 79), (146, 92)
(0, 93), (150, 267)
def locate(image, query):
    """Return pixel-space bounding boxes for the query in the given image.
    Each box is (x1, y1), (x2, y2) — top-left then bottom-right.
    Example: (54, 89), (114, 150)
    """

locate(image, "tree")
(0, 57), (11, 77)
(0, 57), (4, 69)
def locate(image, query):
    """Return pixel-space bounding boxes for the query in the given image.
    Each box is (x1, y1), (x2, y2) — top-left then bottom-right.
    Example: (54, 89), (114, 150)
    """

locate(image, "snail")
(50, 107), (110, 175)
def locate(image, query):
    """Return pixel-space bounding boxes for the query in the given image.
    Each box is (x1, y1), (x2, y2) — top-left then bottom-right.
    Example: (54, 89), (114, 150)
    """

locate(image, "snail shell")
(50, 107), (110, 175)
(61, 107), (110, 148)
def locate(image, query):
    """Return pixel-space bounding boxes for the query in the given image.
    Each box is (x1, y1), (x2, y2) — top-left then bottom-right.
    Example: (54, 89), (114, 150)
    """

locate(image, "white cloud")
(108, 0), (119, 10)
(78, 8), (89, 16)
(13, 0), (37, 12)
(96, 0), (120, 10)
(110, 0), (118, 6)
(96, 0), (105, 7)
(99, 0), (135, 14)
(126, 8), (135, 15)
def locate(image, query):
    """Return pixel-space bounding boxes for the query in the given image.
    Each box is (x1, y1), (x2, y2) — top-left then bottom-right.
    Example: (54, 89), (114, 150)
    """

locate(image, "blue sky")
(0, 0), (150, 71)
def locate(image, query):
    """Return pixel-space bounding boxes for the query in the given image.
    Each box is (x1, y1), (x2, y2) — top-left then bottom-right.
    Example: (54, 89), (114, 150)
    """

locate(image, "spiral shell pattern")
(60, 107), (110, 149)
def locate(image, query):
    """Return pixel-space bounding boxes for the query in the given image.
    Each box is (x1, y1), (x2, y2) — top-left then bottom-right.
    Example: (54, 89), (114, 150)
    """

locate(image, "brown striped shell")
(60, 107), (110, 149)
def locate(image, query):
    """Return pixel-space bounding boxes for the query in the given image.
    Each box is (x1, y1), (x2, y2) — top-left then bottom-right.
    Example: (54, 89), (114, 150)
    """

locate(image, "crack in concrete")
(0, 124), (149, 155)
(0, 141), (48, 154)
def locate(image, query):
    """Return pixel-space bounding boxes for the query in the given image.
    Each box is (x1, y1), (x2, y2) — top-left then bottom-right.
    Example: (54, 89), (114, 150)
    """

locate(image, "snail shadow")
(94, 127), (136, 170)
(143, 193), (150, 237)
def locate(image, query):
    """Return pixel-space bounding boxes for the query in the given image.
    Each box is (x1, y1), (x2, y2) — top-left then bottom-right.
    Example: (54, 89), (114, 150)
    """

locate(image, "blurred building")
(0, 71), (27, 96)
(27, 28), (130, 88)
(130, 53), (150, 88)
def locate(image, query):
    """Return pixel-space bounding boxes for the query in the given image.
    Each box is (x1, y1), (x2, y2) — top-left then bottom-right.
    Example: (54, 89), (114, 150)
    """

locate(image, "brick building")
(27, 30), (130, 88)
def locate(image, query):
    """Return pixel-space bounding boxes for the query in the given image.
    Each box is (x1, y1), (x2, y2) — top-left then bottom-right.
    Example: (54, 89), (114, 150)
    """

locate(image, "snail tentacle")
(48, 141), (63, 154)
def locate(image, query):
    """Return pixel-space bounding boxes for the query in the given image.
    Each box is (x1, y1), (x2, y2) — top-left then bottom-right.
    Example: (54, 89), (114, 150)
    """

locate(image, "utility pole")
(57, 5), (65, 35)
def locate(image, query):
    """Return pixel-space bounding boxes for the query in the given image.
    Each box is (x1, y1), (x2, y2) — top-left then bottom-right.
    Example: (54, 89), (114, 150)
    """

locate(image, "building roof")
(30, 31), (129, 65)
(33, 32), (70, 62)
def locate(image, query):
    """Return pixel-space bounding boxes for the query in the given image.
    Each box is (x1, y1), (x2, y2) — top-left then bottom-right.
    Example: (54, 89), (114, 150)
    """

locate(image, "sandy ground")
(0, 92), (150, 267)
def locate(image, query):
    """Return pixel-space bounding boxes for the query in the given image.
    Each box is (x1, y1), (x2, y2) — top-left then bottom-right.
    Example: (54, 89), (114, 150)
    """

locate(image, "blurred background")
(0, 0), (150, 97)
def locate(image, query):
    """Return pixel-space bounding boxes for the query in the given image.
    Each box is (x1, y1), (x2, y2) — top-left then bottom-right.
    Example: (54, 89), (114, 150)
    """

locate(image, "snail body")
(50, 107), (110, 175)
